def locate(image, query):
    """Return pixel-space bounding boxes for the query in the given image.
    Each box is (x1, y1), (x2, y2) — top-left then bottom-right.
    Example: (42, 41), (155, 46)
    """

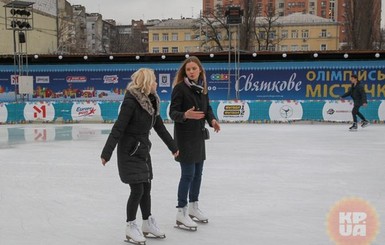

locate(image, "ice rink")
(1, 123), (384, 245)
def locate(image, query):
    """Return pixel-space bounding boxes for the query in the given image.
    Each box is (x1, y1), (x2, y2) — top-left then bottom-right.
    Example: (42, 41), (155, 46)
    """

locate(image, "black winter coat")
(341, 81), (367, 106)
(169, 81), (216, 163)
(101, 87), (178, 184)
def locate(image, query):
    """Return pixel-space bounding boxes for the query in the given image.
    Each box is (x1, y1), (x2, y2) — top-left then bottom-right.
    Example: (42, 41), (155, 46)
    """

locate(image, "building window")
(320, 44), (327, 50)
(162, 33), (169, 41)
(184, 33), (191, 41)
(172, 47), (178, 53)
(162, 47), (169, 53)
(278, 3), (284, 8)
(172, 33), (178, 41)
(301, 45), (309, 51)
(281, 45), (288, 51)
(281, 30), (288, 39)
(152, 47), (159, 53)
(320, 29), (327, 38)
(302, 30), (309, 38)
(259, 31), (266, 39)
(153, 33), (159, 41)
(291, 45), (298, 51)
(291, 30), (298, 38)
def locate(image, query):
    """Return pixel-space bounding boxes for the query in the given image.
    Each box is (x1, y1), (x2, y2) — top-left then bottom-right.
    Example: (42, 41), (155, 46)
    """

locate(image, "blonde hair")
(173, 56), (208, 94)
(127, 68), (155, 95)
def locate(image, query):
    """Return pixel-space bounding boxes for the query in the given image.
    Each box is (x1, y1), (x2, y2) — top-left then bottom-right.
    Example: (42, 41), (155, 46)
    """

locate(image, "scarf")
(184, 77), (204, 94)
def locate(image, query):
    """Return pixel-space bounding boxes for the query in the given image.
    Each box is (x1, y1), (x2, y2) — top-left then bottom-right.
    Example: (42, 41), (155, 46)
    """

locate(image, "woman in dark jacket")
(101, 68), (178, 243)
(340, 74), (369, 130)
(169, 56), (220, 230)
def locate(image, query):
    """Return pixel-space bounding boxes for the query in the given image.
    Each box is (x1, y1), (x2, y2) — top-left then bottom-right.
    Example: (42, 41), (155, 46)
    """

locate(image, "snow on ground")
(0, 123), (384, 245)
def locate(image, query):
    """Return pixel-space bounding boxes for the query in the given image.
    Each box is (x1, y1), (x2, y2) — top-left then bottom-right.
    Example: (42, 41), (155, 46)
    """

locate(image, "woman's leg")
(189, 162), (204, 202)
(140, 181), (152, 220)
(127, 183), (144, 222)
(177, 162), (195, 208)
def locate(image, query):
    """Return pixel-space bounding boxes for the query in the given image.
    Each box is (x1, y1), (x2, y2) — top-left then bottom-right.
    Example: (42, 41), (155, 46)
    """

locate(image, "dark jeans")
(177, 161), (204, 208)
(352, 105), (366, 123)
(126, 182), (151, 222)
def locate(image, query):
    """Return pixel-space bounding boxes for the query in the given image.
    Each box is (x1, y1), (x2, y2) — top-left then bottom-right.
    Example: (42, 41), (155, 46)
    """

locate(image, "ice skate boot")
(175, 206), (197, 231)
(349, 123), (357, 131)
(125, 220), (146, 245)
(189, 201), (208, 223)
(361, 120), (369, 128)
(142, 215), (166, 238)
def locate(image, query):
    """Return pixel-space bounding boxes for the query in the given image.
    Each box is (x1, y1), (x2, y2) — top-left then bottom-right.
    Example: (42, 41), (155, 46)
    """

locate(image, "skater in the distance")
(340, 74), (369, 131)
(101, 68), (179, 244)
(169, 56), (221, 230)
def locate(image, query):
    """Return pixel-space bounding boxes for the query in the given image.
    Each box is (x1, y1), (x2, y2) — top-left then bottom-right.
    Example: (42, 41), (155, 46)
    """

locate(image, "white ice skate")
(175, 206), (197, 231)
(142, 215), (166, 238)
(189, 201), (209, 223)
(125, 220), (146, 245)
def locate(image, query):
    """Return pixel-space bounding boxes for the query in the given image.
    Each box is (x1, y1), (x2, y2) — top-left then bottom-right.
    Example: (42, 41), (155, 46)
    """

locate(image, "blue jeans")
(177, 161), (204, 208)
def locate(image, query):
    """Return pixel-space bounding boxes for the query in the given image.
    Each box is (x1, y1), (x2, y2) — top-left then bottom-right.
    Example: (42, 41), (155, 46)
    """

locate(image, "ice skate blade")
(143, 232), (166, 239)
(125, 236), (146, 245)
(189, 215), (208, 223)
(174, 221), (197, 231)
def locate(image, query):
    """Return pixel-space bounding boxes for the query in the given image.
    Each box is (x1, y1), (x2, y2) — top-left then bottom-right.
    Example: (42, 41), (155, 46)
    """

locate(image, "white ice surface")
(0, 123), (384, 245)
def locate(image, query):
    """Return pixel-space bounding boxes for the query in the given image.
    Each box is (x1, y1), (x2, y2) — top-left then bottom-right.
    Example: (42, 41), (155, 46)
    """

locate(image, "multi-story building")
(86, 13), (104, 53)
(148, 19), (202, 54)
(72, 5), (87, 53)
(202, 0), (381, 48)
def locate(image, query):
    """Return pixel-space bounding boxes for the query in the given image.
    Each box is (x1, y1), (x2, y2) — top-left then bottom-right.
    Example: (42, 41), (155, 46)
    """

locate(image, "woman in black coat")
(340, 74), (369, 130)
(169, 56), (220, 229)
(101, 68), (178, 243)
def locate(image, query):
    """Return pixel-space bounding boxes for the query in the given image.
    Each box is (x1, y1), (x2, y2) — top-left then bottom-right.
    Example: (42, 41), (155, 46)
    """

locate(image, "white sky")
(67, 0), (202, 24)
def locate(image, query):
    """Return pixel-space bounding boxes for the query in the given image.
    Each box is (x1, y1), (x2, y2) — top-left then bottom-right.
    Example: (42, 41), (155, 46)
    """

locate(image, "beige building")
(148, 19), (202, 54)
(255, 13), (340, 51)
(0, 0), (58, 55)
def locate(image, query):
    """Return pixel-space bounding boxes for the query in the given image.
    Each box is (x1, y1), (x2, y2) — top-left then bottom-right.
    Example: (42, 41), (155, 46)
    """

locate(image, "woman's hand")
(173, 150), (179, 157)
(212, 119), (221, 133)
(184, 106), (205, 120)
(101, 158), (107, 166)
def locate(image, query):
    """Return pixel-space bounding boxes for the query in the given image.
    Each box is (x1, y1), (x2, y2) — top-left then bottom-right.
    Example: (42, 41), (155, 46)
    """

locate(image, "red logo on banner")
(33, 105), (47, 118)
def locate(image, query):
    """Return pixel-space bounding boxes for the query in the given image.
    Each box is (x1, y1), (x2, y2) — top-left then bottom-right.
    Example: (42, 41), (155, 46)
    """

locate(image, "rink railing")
(0, 100), (384, 124)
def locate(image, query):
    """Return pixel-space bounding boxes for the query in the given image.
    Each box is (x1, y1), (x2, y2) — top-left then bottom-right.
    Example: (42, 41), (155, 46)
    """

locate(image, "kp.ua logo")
(327, 197), (379, 245)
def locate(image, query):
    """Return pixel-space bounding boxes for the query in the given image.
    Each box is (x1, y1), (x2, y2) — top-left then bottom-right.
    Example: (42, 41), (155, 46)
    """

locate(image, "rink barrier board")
(0, 100), (384, 124)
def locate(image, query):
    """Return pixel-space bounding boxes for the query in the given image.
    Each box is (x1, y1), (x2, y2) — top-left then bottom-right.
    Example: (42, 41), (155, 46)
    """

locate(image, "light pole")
(4, 1), (34, 102)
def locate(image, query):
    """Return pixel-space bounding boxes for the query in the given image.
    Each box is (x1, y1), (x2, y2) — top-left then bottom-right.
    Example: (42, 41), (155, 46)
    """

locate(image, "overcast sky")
(67, 0), (202, 24)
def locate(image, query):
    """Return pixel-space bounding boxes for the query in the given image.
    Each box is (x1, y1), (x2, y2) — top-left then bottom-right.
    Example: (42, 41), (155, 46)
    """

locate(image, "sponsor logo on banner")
(217, 101), (250, 122)
(159, 74), (170, 87)
(0, 103), (8, 123)
(210, 74), (229, 81)
(11, 75), (19, 85)
(103, 75), (119, 84)
(327, 197), (379, 245)
(23, 102), (55, 121)
(269, 101), (303, 121)
(71, 102), (101, 121)
(323, 101), (353, 122)
(36, 76), (50, 84)
(66, 76), (87, 83)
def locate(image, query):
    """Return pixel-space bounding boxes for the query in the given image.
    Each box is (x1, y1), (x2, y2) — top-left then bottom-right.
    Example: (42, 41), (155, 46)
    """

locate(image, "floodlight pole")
(4, 1), (34, 102)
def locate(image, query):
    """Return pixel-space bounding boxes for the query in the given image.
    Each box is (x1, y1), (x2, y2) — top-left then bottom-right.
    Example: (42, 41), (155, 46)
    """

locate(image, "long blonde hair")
(173, 56), (208, 94)
(127, 68), (155, 95)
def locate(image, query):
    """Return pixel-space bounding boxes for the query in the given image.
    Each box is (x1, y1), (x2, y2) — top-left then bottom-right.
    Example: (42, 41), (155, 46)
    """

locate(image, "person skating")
(101, 68), (179, 243)
(169, 56), (221, 230)
(340, 74), (369, 131)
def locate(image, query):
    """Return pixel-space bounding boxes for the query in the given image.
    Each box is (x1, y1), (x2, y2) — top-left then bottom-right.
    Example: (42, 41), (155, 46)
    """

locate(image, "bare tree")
(253, 4), (283, 51)
(343, 0), (380, 50)
(194, 4), (230, 51)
